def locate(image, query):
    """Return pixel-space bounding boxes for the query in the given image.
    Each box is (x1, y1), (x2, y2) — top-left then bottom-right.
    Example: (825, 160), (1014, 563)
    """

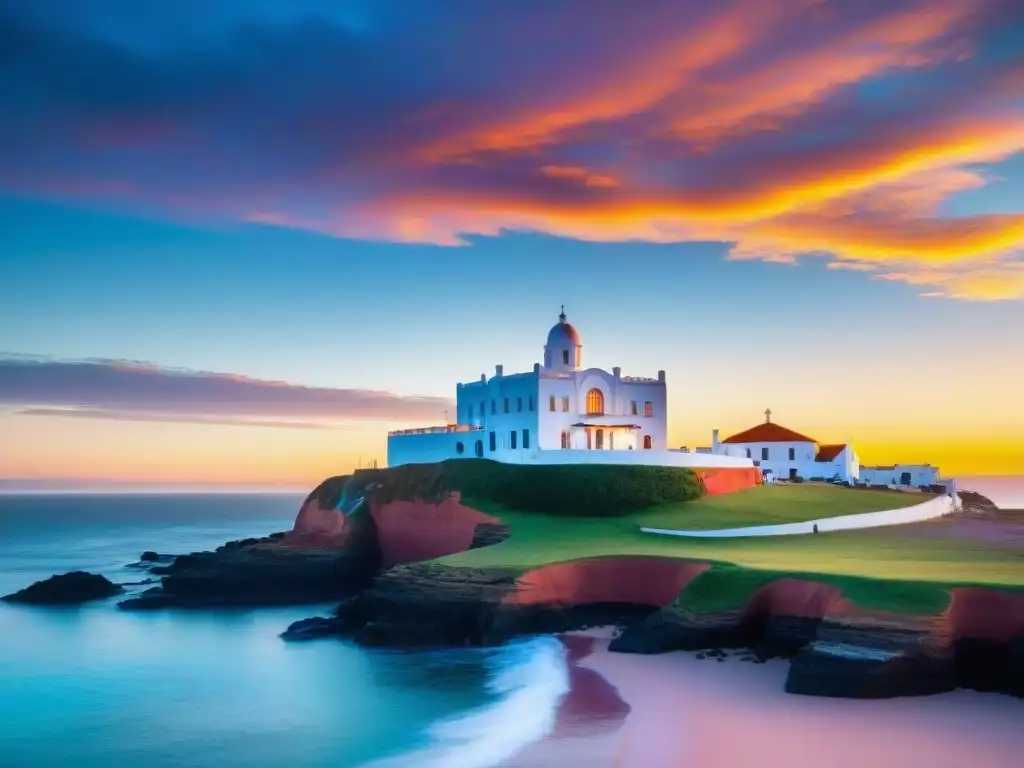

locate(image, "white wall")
(387, 442), (755, 470)
(537, 366), (667, 451)
(491, 448), (753, 468)
(721, 440), (817, 480)
(860, 464), (939, 487)
(642, 493), (955, 538)
(455, 367), (541, 461)
(387, 429), (488, 467)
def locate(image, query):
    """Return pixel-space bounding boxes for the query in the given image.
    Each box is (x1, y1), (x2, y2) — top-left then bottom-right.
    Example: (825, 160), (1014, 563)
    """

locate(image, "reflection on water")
(0, 495), (501, 768)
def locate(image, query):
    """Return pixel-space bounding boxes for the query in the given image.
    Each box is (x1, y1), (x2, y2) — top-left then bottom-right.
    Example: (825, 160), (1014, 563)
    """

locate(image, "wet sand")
(503, 628), (1024, 767)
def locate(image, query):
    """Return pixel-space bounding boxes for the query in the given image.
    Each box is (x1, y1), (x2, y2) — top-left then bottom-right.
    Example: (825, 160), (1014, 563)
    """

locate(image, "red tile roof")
(815, 444), (846, 462)
(722, 422), (818, 444)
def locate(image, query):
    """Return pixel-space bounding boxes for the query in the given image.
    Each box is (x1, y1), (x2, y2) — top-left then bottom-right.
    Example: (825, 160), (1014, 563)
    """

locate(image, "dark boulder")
(609, 607), (748, 654)
(469, 522), (510, 550)
(785, 625), (956, 698)
(2, 571), (123, 605)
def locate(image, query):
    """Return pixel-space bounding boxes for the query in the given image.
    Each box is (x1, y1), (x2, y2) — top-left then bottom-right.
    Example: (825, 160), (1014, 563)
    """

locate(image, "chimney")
(657, 370), (666, 382)
(480, 373), (486, 383)
(495, 364), (503, 377)
(612, 366), (621, 380)
(712, 429), (720, 452)
(534, 362), (541, 374)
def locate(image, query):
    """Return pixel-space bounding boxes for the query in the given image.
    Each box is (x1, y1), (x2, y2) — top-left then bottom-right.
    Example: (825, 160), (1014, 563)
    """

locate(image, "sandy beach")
(502, 628), (1024, 767)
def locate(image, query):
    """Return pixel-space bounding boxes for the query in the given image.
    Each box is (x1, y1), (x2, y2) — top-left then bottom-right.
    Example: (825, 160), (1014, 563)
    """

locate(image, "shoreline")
(500, 628), (1024, 767)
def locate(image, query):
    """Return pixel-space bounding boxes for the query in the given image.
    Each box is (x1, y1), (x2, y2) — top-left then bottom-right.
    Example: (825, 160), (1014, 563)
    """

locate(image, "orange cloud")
(539, 165), (619, 188)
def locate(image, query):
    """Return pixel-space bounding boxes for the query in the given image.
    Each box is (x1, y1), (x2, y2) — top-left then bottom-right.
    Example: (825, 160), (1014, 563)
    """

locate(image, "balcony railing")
(388, 424), (484, 437)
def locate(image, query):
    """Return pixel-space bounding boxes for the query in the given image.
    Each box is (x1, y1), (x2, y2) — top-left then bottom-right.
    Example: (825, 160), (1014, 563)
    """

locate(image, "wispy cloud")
(1, 0), (1023, 299)
(0, 356), (452, 427)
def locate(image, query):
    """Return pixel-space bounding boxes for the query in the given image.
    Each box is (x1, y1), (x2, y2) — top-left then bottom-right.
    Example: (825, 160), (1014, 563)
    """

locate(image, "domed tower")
(544, 306), (582, 371)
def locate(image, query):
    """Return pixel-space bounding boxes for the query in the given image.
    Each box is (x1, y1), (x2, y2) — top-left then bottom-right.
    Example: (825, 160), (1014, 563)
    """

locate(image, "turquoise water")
(0, 495), (565, 767)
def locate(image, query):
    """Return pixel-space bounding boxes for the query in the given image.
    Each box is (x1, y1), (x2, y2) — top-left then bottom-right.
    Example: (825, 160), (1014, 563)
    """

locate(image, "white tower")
(543, 306), (582, 371)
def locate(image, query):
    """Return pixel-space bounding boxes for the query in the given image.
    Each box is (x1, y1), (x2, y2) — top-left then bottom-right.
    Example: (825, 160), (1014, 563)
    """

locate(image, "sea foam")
(360, 635), (570, 768)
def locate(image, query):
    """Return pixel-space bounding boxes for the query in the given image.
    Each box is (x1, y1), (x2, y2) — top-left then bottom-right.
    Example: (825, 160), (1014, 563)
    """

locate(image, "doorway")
(789, 468), (798, 480)
(596, 429), (604, 450)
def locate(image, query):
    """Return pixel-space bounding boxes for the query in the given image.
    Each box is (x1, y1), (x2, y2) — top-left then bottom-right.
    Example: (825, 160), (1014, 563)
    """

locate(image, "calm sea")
(0, 494), (567, 768)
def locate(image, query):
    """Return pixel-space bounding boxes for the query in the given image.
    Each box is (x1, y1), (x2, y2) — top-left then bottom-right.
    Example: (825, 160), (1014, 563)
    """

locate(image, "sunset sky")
(2, 0), (1023, 488)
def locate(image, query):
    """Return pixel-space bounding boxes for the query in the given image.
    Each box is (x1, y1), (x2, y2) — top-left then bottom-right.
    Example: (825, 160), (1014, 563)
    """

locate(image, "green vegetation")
(348, 459), (705, 516)
(437, 494), (1024, 600)
(673, 563), (955, 615)
(638, 484), (928, 531)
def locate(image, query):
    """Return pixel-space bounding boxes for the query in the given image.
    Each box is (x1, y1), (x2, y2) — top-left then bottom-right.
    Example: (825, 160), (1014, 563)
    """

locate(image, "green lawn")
(437, 491), (1024, 592)
(637, 484), (928, 531)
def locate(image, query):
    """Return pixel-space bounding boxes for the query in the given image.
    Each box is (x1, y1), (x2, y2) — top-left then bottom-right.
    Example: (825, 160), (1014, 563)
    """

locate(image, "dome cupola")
(544, 306), (582, 370)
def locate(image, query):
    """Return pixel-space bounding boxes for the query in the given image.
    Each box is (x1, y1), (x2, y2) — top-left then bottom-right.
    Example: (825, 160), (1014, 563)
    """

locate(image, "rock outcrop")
(610, 578), (844, 656)
(118, 521), (381, 610)
(285, 556), (711, 647)
(2, 571), (123, 605)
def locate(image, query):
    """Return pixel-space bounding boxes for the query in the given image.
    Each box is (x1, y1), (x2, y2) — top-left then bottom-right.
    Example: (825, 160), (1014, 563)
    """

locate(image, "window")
(586, 388), (604, 415)
(549, 395), (556, 411)
(761, 447), (770, 461)
(788, 447), (795, 461)
(489, 431), (496, 452)
(528, 396), (534, 411)
(644, 401), (653, 417)
(643, 434), (652, 449)
(562, 349), (570, 365)
(517, 396), (522, 412)
(475, 440), (484, 458)
(630, 400), (638, 415)
(503, 397), (510, 413)
(455, 441), (465, 455)
(522, 429), (530, 449)
(746, 448), (752, 459)
(596, 429), (604, 449)
(560, 430), (569, 449)
(561, 396), (569, 412)
(510, 430), (517, 449)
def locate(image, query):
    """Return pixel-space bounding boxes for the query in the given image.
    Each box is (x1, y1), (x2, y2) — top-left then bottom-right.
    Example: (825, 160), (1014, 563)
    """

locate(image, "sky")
(1, 0), (1023, 488)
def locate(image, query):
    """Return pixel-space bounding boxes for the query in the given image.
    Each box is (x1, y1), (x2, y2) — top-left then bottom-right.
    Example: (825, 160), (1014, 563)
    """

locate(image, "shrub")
(346, 459), (706, 517)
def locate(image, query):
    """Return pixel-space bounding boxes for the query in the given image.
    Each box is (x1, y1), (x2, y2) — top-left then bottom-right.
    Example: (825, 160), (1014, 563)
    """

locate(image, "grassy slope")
(435, 487), (1023, 612)
(638, 484), (927, 531)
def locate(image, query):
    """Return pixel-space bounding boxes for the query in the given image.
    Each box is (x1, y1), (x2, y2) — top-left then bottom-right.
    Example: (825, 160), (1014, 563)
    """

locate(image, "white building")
(711, 410), (861, 483)
(387, 309), (753, 471)
(860, 464), (940, 488)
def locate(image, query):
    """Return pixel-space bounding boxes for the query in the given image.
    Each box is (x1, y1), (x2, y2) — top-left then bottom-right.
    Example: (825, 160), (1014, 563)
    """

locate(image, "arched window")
(643, 434), (652, 449)
(474, 440), (483, 457)
(585, 388), (604, 415)
(456, 441), (465, 455)
(562, 350), (570, 365)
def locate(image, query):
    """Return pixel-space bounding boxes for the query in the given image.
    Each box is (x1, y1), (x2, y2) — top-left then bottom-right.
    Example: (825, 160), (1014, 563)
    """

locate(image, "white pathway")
(641, 493), (957, 539)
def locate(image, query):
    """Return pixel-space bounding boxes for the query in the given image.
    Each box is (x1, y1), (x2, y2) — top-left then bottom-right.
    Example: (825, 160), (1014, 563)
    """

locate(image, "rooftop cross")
(559, 304), (566, 322)
(765, 407), (772, 423)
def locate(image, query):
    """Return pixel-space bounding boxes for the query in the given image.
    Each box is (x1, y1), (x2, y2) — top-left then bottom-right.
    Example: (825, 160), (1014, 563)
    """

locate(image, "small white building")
(860, 464), (940, 488)
(712, 411), (861, 483)
(387, 309), (753, 471)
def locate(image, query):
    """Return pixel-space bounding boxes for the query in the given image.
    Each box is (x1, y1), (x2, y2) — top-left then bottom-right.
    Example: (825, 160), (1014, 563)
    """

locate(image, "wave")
(360, 635), (571, 768)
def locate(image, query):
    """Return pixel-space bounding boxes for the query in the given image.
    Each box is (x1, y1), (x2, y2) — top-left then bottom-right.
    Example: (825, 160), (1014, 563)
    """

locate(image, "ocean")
(0, 494), (567, 768)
